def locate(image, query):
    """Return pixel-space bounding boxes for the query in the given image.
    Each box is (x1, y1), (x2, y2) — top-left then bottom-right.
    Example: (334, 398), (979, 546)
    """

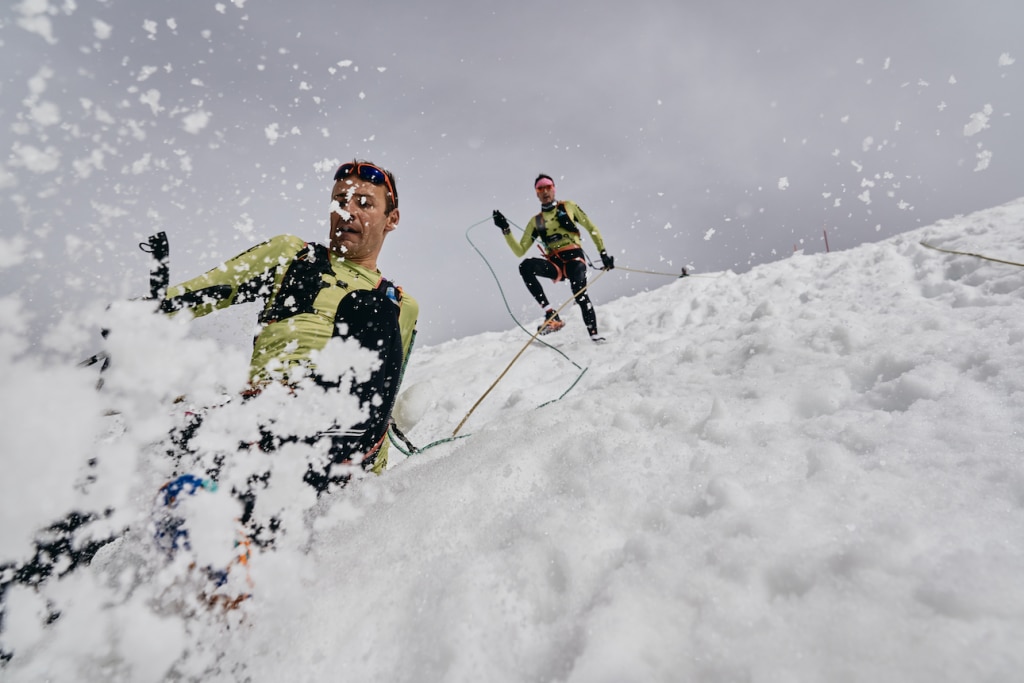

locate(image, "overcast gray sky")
(2, 0), (1022, 350)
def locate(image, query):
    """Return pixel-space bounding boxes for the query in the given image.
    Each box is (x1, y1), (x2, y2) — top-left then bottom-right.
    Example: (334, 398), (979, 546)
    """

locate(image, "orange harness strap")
(538, 243), (586, 283)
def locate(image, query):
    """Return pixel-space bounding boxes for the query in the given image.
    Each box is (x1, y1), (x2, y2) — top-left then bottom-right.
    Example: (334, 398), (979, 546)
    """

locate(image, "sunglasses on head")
(334, 162), (397, 207)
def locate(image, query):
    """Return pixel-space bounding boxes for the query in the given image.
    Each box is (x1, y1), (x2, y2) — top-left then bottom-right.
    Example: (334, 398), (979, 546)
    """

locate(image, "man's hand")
(600, 251), (615, 270)
(492, 210), (510, 234)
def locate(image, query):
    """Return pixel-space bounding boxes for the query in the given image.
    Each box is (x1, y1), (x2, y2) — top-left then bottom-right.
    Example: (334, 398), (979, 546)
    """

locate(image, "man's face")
(329, 176), (399, 267)
(535, 181), (555, 205)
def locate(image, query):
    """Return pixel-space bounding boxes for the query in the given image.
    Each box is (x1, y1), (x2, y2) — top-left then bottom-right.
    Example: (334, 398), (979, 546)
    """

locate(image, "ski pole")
(140, 231), (170, 300)
(452, 269), (608, 436)
(80, 233), (170, 386)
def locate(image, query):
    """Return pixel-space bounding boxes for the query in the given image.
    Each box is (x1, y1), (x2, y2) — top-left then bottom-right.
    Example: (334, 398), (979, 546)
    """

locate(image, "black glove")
(600, 251), (615, 270)
(492, 210), (510, 234)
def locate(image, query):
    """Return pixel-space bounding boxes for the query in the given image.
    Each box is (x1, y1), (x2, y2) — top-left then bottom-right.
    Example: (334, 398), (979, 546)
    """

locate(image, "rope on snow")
(451, 269), (608, 437)
(920, 241), (1024, 268)
(401, 215), (700, 452)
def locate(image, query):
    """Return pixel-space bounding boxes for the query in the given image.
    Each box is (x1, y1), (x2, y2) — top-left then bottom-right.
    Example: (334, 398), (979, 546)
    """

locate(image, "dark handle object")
(140, 232), (170, 300)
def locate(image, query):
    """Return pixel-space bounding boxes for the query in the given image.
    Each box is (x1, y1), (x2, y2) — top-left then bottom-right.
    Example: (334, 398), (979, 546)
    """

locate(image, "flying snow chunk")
(330, 200), (352, 222)
(975, 149), (993, 172)
(0, 236), (29, 269)
(265, 123), (281, 145)
(140, 89), (163, 115)
(131, 153), (152, 175)
(137, 65), (158, 82)
(998, 53), (1015, 67)
(234, 214), (256, 241)
(27, 65), (54, 97)
(703, 228), (716, 241)
(16, 0), (57, 44)
(30, 101), (60, 127)
(93, 19), (112, 40)
(0, 164), (16, 190)
(315, 158), (340, 174)
(12, 143), (61, 173)
(964, 105), (993, 136)
(778, 177), (789, 191)
(175, 150), (193, 172)
(182, 110), (211, 134)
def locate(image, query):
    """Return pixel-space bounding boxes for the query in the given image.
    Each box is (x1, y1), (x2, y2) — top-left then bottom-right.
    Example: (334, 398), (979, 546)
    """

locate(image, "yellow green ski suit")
(164, 234), (417, 477)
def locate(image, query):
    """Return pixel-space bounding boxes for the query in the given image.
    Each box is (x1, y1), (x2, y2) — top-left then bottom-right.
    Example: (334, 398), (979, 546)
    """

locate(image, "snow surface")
(3, 199), (1024, 682)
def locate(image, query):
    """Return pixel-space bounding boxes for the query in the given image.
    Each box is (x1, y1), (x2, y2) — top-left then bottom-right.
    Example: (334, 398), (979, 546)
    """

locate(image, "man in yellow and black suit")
(163, 160), (417, 492)
(493, 173), (613, 342)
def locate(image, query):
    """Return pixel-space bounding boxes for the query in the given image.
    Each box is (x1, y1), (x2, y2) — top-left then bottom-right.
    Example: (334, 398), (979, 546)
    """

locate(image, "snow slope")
(3, 199), (1024, 682)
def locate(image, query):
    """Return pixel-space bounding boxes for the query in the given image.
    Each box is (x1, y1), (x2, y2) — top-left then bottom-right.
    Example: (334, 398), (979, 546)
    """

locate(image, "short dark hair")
(379, 164), (399, 213)
(534, 173), (554, 188)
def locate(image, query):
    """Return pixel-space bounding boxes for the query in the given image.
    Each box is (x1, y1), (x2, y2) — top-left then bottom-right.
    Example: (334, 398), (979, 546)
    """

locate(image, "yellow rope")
(920, 241), (1024, 268)
(617, 265), (719, 278)
(452, 269), (609, 436)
